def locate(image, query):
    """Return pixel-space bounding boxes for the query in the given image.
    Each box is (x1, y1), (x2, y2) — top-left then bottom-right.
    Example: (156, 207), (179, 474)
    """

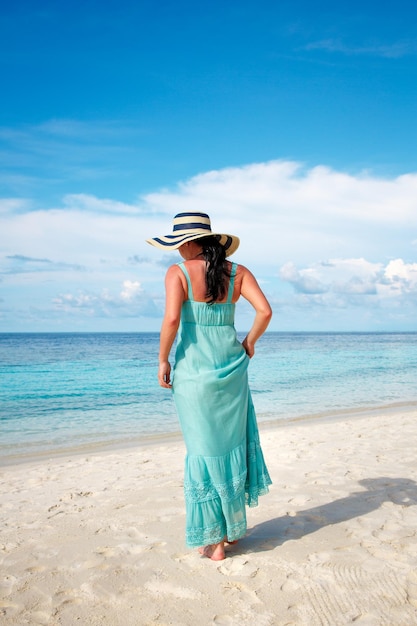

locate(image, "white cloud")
(3, 254), (85, 274)
(54, 293), (97, 310)
(0, 119), (144, 151)
(0, 198), (32, 213)
(2, 160), (416, 267)
(63, 194), (142, 215)
(120, 280), (142, 301)
(280, 257), (382, 302)
(280, 257), (417, 311)
(304, 39), (417, 58)
(384, 258), (417, 282)
(140, 161), (417, 269)
(1, 159), (417, 330)
(53, 280), (157, 318)
(143, 161), (417, 224)
(381, 259), (417, 298)
(279, 262), (328, 294)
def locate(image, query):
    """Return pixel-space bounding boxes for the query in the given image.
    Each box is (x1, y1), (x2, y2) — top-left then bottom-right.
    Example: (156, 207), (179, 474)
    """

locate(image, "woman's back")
(177, 259), (242, 304)
(177, 261), (238, 328)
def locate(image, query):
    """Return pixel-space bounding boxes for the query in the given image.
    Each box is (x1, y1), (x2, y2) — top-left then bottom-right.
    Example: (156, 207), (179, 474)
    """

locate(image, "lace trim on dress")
(186, 518), (247, 547)
(184, 472), (247, 503)
(245, 439), (272, 508)
(183, 438), (271, 509)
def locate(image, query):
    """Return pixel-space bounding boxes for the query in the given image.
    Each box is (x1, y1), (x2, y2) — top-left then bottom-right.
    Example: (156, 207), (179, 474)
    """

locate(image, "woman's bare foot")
(198, 541), (225, 561)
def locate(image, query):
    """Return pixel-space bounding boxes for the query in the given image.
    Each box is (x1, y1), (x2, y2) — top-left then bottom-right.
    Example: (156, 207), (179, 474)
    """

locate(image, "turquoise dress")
(172, 261), (272, 548)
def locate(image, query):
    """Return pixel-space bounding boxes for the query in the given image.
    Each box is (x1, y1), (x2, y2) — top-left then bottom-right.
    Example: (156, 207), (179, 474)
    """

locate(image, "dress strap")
(226, 262), (237, 303)
(177, 262), (194, 301)
(179, 261), (236, 303)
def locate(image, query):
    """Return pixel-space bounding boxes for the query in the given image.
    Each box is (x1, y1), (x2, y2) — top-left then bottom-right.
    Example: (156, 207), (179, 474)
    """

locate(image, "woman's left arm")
(239, 265), (272, 358)
(158, 265), (185, 388)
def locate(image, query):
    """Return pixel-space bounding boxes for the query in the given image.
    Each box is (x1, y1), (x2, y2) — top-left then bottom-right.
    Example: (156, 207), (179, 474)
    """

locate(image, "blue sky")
(1, 0), (417, 332)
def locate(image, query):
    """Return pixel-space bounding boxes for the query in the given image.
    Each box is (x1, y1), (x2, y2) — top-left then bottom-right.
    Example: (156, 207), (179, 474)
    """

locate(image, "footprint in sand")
(55, 589), (84, 606)
(173, 551), (196, 562)
(307, 551), (332, 564)
(28, 609), (52, 625)
(222, 580), (260, 605)
(288, 494), (311, 506)
(1, 542), (18, 554)
(94, 546), (117, 557)
(217, 556), (258, 578)
(280, 574), (301, 593)
(25, 565), (47, 574)
(0, 575), (17, 597)
(144, 578), (201, 600)
(212, 616), (234, 625)
(0, 599), (20, 614)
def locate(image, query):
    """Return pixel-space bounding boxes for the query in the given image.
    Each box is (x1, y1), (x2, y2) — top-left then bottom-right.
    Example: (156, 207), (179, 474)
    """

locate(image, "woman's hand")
(158, 360), (172, 388)
(242, 337), (255, 358)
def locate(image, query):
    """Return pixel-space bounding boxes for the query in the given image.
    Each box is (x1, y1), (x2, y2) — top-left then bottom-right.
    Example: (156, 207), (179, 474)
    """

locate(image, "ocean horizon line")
(1, 330), (417, 336)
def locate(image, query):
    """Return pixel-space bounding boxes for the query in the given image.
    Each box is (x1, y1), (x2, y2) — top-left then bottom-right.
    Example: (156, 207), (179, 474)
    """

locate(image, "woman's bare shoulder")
(165, 263), (185, 285)
(234, 263), (254, 278)
(166, 263), (181, 274)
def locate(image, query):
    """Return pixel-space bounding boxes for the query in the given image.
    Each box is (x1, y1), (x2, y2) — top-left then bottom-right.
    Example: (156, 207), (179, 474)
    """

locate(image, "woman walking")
(147, 212), (272, 560)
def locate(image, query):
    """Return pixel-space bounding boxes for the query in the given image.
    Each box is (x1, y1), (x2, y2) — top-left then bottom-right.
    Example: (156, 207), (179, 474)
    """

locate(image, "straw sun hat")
(146, 212), (240, 257)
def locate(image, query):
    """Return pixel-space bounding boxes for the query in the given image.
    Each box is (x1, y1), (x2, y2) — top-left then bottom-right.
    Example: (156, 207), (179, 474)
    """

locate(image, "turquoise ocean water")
(1, 332), (417, 462)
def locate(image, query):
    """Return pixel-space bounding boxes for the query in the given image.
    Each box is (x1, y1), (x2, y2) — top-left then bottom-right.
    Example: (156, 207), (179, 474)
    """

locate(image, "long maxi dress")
(172, 261), (272, 548)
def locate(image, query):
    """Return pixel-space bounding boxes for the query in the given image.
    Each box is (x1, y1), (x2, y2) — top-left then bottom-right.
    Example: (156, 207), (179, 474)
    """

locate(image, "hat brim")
(146, 232), (240, 257)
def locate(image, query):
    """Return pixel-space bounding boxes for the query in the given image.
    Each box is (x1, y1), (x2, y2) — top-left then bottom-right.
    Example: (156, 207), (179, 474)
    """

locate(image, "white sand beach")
(1, 408), (417, 625)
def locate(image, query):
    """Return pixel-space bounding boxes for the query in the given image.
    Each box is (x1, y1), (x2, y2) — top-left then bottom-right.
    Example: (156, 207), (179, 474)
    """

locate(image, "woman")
(147, 212), (272, 561)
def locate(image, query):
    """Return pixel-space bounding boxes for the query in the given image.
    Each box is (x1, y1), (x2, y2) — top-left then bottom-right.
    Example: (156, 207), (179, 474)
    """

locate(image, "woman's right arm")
(239, 266), (272, 358)
(158, 265), (185, 388)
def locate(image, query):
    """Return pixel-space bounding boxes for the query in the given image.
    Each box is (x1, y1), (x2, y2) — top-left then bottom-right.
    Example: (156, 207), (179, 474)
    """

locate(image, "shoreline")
(1, 406), (417, 624)
(2, 399), (417, 468)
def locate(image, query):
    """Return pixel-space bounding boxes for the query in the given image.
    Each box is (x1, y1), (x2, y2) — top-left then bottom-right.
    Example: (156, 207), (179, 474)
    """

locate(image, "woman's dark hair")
(200, 236), (231, 304)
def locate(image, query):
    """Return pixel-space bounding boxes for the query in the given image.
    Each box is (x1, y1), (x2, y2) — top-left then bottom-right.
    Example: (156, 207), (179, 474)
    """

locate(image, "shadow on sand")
(241, 476), (417, 553)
